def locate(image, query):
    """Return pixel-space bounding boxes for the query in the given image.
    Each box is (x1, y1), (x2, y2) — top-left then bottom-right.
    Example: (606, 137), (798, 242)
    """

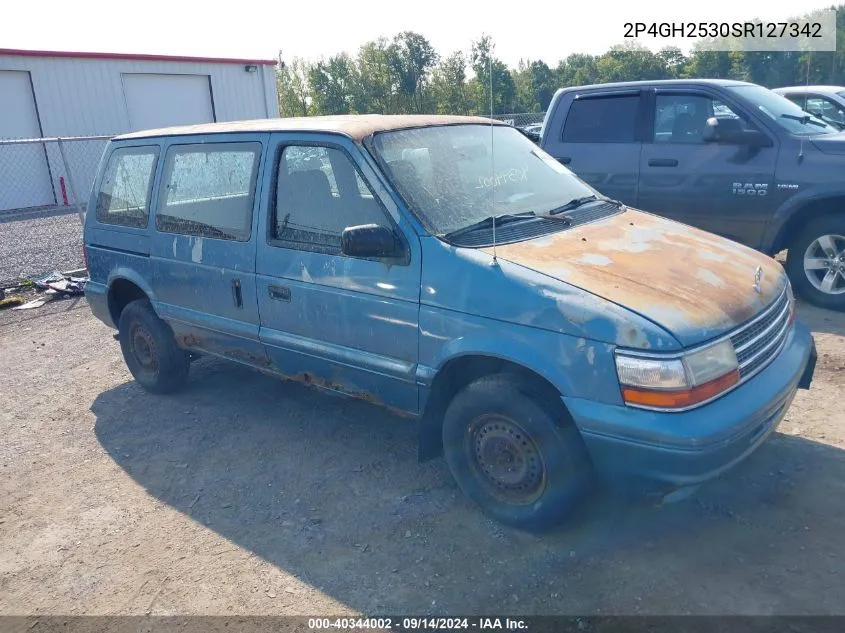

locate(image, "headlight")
(615, 339), (739, 410)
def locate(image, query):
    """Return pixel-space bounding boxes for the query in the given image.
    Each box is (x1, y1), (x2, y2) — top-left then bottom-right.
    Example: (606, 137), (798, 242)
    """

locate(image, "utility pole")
(277, 49), (287, 117)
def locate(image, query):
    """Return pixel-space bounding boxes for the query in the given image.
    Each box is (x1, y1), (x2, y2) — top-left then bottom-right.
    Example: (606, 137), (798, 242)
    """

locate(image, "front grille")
(729, 288), (792, 381)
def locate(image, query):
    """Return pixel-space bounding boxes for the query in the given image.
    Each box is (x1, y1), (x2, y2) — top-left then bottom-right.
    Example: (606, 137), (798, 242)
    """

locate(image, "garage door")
(122, 74), (215, 132)
(0, 71), (55, 211)
(123, 73), (214, 131)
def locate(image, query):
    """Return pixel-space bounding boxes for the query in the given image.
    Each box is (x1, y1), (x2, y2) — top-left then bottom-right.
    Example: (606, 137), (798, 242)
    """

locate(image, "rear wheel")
(118, 299), (189, 394)
(442, 374), (593, 530)
(786, 215), (845, 311)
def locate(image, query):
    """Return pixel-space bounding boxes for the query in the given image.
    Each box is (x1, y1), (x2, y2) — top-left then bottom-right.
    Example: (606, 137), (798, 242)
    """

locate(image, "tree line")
(277, 5), (845, 117)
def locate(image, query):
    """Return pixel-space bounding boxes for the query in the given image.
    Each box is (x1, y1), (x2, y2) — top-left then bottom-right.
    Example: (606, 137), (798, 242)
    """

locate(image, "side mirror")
(341, 224), (400, 259)
(703, 117), (772, 147)
(518, 128), (541, 143)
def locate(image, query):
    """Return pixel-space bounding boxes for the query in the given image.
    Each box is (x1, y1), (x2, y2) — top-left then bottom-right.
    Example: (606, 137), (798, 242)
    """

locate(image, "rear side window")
(156, 142), (261, 241)
(562, 95), (639, 143)
(96, 146), (159, 228)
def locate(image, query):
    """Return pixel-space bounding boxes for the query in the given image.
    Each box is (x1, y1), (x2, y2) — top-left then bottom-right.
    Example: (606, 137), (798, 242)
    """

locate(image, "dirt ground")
(0, 296), (843, 617)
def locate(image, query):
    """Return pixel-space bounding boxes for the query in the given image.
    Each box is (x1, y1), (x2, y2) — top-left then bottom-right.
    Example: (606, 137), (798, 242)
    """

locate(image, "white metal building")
(0, 48), (279, 211)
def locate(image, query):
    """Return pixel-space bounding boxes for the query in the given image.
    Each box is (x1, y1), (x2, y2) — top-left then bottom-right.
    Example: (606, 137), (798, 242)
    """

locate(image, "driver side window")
(273, 145), (391, 253)
(654, 94), (755, 144)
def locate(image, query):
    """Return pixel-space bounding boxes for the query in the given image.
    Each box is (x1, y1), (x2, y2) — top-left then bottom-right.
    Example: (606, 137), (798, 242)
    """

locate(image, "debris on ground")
(0, 296), (24, 309)
(12, 296), (55, 311)
(2, 270), (87, 311)
(33, 270), (86, 296)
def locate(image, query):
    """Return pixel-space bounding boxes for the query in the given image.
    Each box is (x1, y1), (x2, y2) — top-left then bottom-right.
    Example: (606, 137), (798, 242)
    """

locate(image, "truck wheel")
(786, 216), (845, 311)
(118, 299), (190, 394)
(442, 374), (592, 531)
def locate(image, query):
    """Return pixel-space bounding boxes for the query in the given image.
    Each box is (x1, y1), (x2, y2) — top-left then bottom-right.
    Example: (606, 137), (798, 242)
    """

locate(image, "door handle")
(648, 158), (678, 167)
(231, 279), (243, 309)
(559, 157), (572, 165)
(268, 285), (291, 302)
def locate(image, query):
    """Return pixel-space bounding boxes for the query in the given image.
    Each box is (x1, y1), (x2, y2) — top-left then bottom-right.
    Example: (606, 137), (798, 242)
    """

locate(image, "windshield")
(727, 85), (838, 136)
(370, 124), (598, 235)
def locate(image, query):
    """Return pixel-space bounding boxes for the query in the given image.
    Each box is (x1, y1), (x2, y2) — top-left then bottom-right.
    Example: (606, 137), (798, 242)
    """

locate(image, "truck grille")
(729, 288), (792, 381)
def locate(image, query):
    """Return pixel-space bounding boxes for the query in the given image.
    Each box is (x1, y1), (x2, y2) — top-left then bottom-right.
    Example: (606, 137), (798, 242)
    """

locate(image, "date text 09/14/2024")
(307, 618), (529, 630)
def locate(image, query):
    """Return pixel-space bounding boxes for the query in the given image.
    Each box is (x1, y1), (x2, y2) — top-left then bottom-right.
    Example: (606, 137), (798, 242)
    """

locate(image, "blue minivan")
(83, 115), (817, 529)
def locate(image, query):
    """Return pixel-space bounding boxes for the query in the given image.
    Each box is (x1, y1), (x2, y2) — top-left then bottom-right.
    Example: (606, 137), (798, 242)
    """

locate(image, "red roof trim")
(0, 48), (277, 65)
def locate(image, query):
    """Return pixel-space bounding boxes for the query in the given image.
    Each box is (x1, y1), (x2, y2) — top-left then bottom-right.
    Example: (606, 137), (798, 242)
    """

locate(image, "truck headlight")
(615, 339), (739, 410)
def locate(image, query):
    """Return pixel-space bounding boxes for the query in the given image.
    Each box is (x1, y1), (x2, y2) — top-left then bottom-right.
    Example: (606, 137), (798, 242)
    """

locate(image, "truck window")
(805, 97), (845, 127)
(784, 94), (807, 109)
(654, 94), (751, 144)
(273, 145), (390, 253)
(95, 146), (159, 228)
(155, 142), (261, 242)
(561, 95), (639, 143)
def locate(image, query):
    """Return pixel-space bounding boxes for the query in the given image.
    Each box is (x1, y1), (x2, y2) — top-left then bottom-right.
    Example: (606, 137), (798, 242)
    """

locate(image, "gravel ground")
(0, 210), (85, 285)
(0, 298), (843, 618)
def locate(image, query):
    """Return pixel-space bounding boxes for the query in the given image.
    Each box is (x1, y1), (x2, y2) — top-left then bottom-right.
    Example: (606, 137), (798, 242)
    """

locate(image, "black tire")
(786, 215), (845, 311)
(118, 299), (189, 394)
(442, 373), (593, 531)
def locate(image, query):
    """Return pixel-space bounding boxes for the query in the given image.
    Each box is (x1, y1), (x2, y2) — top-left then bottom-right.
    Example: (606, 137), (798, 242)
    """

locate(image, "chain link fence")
(0, 135), (110, 287)
(491, 112), (546, 129)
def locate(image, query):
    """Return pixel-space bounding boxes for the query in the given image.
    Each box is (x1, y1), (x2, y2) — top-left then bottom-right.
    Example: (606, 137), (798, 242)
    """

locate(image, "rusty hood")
(481, 208), (787, 347)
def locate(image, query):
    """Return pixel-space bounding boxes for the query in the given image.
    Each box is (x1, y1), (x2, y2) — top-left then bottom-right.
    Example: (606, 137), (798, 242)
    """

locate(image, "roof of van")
(115, 114), (506, 142)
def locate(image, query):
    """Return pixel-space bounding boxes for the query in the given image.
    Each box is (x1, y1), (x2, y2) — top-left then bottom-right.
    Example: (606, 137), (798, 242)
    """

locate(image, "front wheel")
(442, 374), (593, 531)
(786, 215), (845, 311)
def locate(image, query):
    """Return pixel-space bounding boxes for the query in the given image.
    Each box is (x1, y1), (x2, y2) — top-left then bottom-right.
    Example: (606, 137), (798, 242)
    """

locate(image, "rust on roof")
(115, 114), (506, 142)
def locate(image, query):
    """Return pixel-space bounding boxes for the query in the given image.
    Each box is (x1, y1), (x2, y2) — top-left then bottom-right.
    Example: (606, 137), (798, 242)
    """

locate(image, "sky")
(1, 0), (838, 68)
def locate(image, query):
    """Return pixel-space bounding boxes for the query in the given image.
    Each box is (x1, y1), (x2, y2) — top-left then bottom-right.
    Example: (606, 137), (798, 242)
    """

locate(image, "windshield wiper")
(443, 196), (617, 239)
(545, 194), (625, 215)
(781, 113), (828, 128)
(443, 212), (538, 238)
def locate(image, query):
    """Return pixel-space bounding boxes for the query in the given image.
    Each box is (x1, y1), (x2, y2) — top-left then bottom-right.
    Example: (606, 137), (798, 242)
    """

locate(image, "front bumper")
(564, 321), (816, 486)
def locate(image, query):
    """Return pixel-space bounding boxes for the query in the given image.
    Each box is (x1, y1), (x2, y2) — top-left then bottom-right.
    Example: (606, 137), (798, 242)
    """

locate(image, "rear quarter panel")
(83, 140), (161, 327)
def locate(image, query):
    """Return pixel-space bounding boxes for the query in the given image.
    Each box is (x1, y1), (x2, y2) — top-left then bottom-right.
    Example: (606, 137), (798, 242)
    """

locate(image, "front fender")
(417, 306), (621, 407)
(762, 184), (845, 252)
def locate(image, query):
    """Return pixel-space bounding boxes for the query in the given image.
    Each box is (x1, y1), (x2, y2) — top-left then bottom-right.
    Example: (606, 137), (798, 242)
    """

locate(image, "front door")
(256, 134), (422, 414)
(638, 90), (778, 248)
(150, 135), (267, 365)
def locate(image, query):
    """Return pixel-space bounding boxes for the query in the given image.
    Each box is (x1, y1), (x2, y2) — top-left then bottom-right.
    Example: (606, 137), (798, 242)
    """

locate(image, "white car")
(773, 85), (845, 130)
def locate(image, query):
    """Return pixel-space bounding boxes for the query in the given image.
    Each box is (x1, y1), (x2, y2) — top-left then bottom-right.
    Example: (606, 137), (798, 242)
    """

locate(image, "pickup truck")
(539, 79), (845, 310)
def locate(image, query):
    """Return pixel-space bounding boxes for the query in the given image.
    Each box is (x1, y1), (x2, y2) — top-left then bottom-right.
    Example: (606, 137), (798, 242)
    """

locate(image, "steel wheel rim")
(804, 233), (845, 295)
(130, 324), (158, 372)
(465, 414), (546, 505)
